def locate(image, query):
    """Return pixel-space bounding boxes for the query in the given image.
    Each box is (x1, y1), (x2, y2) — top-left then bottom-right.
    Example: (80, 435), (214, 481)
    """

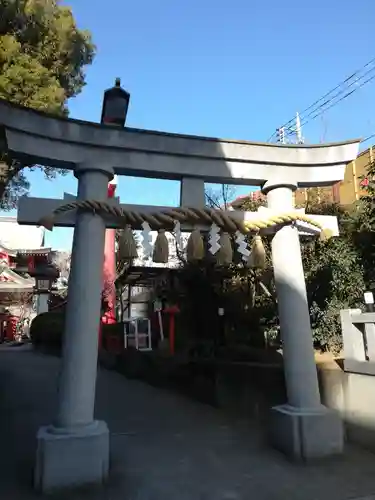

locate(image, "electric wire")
(361, 132), (375, 144)
(290, 71), (375, 135)
(268, 56), (375, 142)
(285, 56), (375, 129)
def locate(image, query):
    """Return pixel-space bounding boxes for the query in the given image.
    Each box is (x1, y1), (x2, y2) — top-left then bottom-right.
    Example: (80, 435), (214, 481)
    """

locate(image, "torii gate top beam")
(0, 99), (360, 187)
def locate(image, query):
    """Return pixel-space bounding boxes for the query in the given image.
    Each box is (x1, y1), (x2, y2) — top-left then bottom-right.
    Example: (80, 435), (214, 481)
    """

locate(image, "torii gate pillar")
(35, 162), (112, 492)
(264, 180), (343, 460)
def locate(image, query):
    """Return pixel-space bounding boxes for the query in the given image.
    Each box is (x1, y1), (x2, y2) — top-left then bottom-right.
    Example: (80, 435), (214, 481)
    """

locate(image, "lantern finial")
(115, 77), (121, 87)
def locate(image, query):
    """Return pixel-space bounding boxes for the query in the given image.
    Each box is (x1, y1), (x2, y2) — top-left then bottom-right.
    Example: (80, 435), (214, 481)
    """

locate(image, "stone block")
(269, 404), (343, 461)
(34, 420), (109, 493)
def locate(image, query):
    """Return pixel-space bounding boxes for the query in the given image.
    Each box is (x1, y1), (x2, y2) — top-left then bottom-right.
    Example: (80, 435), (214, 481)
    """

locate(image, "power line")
(291, 71), (375, 134)
(297, 57), (375, 124)
(361, 132), (375, 144)
(278, 70), (375, 144)
(268, 56), (375, 142)
(297, 61), (375, 128)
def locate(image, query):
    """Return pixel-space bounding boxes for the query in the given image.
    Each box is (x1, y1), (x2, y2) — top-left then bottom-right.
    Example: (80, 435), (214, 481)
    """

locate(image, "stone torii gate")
(0, 98), (360, 492)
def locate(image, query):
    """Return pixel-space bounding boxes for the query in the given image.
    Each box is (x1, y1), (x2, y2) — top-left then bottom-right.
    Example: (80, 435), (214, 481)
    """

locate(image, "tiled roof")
(16, 248), (51, 255)
(0, 267), (34, 287)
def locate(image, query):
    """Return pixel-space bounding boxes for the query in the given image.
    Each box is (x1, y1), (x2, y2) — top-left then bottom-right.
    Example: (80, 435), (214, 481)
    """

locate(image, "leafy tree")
(0, 0), (95, 208)
(343, 161), (375, 288)
(302, 204), (366, 353)
(210, 196), (365, 354)
(146, 188), (368, 356)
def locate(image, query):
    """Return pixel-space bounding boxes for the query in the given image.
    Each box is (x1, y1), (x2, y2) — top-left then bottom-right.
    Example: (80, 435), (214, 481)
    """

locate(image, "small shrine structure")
(0, 216), (53, 339)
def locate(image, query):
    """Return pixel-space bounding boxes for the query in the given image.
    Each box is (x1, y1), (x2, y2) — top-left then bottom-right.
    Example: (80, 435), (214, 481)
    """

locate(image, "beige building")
(230, 145), (374, 209)
(295, 145), (373, 207)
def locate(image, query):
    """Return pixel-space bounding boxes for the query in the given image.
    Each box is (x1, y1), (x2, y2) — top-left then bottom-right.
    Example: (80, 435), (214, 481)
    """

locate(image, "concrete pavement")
(1, 346), (375, 499)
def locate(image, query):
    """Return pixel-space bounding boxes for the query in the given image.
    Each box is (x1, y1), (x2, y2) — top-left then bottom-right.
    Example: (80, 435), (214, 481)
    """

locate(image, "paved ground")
(2, 346), (375, 499)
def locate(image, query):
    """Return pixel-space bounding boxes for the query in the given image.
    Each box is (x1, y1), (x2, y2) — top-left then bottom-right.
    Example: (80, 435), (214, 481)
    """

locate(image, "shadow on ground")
(1, 348), (375, 499)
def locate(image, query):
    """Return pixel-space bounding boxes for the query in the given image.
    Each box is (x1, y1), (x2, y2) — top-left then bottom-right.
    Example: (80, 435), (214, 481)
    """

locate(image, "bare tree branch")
(205, 184), (236, 210)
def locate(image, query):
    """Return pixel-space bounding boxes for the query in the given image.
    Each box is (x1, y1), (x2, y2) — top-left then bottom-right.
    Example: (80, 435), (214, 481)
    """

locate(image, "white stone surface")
(35, 421), (109, 492)
(56, 169), (109, 429)
(269, 404), (344, 460)
(266, 184), (344, 459)
(37, 294), (49, 315)
(1, 99), (360, 186)
(270, 221), (321, 408)
(256, 206), (339, 236)
(34, 165), (113, 492)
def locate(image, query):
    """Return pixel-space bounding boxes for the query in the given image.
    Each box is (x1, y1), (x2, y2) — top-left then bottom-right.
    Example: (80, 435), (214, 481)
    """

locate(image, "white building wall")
(133, 230), (190, 269)
(0, 216), (45, 251)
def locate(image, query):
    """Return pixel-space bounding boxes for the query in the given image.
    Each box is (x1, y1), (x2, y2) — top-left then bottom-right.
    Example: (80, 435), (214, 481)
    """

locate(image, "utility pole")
(276, 127), (286, 144)
(295, 112), (304, 144)
(276, 112), (304, 145)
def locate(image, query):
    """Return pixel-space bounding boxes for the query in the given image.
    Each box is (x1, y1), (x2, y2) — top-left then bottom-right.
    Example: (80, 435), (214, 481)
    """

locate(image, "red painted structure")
(0, 249), (51, 342)
(0, 313), (18, 342)
(164, 305), (180, 355)
(101, 178), (117, 327)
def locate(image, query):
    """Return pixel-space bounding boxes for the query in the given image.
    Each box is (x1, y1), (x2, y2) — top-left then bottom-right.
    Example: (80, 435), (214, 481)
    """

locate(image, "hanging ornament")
(247, 235), (266, 269)
(235, 230), (250, 263)
(186, 228), (204, 262)
(153, 229), (169, 264)
(118, 225), (138, 260)
(140, 221), (153, 260)
(208, 224), (221, 255)
(319, 228), (334, 241)
(216, 232), (233, 266)
(174, 220), (184, 252)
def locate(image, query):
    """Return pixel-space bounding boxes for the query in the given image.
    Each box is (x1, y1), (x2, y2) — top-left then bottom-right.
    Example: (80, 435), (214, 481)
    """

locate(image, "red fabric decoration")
(27, 256), (35, 272)
(107, 183), (116, 198)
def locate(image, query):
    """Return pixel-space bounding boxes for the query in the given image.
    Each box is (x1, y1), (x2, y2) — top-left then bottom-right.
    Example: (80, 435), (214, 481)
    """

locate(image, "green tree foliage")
(302, 204), (365, 353)
(173, 190), (369, 356)
(0, 0), (95, 208)
(343, 163), (375, 287)
(237, 200), (366, 353)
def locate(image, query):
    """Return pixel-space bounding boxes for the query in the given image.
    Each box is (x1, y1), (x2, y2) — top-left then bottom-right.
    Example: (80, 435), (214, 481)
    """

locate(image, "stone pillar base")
(34, 420), (109, 493)
(269, 404), (344, 461)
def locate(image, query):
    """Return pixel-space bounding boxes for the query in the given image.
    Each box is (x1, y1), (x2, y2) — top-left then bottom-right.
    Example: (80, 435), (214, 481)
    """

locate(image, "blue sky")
(6, 0), (375, 249)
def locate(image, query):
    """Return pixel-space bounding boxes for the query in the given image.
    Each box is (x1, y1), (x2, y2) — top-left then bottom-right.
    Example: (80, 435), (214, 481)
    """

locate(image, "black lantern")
(100, 78), (130, 127)
(29, 264), (60, 293)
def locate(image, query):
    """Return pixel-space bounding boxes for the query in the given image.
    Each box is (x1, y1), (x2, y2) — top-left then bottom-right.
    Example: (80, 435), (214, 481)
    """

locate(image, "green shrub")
(30, 311), (124, 352)
(216, 344), (283, 364)
(30, 311), (65, 349)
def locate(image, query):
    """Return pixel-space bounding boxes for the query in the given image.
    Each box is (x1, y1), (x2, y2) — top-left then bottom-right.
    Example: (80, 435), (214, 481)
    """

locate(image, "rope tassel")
(118, 225), (138, 260)
(247, 235), (266, 269)
(216, 232), (233, 266)
(186, 229), (204, 262)
(153, 229), (169, 263)
(319, 228), (334, 241)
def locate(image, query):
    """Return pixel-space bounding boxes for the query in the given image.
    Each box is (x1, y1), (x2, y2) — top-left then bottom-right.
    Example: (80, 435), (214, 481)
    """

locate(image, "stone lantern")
(29, 263), (59, 315)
